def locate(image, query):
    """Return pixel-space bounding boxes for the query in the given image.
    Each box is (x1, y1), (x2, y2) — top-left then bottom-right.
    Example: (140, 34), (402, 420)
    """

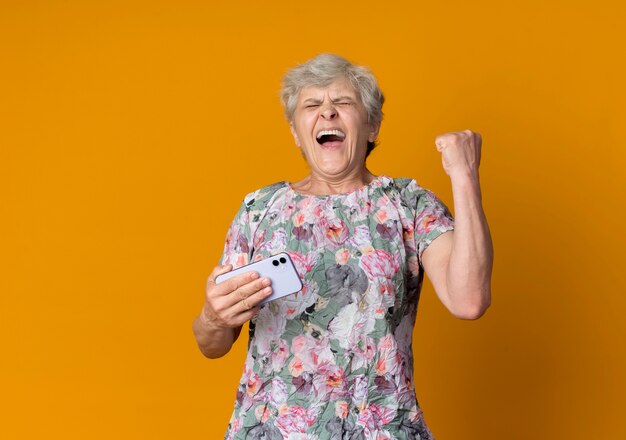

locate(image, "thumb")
(207, 263), (233, 285)
(435, 139), (446, 152)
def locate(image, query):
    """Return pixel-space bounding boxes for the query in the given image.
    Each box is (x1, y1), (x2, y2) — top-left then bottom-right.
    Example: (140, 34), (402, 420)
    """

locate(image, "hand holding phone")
(215, 252), (303, 305)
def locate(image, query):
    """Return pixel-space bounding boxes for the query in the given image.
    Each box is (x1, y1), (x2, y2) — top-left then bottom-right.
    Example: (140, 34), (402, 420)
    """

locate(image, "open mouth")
(316, 129), (346, 148)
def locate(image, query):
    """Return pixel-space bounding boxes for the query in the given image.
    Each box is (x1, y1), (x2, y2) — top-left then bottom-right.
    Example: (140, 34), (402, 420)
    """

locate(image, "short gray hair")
(280, 54), (385, 157)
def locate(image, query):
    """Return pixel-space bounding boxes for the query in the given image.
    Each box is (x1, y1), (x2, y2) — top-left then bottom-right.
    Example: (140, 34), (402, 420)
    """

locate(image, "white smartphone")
(215, 252), (303, 305)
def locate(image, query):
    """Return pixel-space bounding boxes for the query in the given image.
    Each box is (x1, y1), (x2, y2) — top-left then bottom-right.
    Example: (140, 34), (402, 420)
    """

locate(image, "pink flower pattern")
(219, 176), (454, 439)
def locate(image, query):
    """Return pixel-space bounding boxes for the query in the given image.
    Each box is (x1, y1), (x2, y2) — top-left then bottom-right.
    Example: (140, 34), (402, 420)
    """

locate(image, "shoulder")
(382, 176), (428, 205)
(382, 176), (452, 214)
(240, 181), (289, 213)
(382, 176), (425, 192)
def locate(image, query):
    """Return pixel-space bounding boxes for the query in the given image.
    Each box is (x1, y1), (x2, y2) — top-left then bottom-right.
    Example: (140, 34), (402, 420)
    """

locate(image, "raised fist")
(435, 129), (482, 178)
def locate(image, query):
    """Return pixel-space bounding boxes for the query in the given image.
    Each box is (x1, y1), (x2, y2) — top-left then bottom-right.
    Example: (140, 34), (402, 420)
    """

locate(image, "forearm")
(446, 171), (493, 318)
(192, 310), (240, 359)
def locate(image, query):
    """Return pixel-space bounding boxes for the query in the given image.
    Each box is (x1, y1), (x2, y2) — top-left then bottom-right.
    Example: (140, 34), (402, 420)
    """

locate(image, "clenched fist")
(435, 129), (482, 179)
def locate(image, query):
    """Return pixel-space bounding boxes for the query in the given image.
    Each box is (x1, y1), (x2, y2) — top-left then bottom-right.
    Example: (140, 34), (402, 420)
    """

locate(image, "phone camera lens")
(279, 257), (286, 264)
(272, 260), (279, 266)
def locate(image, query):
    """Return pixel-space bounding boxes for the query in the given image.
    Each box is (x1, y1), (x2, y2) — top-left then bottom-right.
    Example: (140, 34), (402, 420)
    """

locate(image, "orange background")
(1, 1), (625, 438)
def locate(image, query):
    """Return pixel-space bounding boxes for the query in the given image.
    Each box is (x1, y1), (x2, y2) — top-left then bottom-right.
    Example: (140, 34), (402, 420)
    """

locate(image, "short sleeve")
(217, 181), (288, 269)
(404, 180), (455, 266)
(219, 199), (252, 269)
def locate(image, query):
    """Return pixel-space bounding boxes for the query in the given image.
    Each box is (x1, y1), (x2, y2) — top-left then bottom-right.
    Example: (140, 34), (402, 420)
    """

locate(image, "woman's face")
(289, 77), (379, 180)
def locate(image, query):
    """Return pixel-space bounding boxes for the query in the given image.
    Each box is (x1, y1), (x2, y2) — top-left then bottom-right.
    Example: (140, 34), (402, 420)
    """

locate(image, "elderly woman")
(192, 54), (493, 439)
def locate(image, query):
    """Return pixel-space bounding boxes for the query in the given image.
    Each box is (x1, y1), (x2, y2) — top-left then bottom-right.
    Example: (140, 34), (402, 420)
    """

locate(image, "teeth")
(316, 129), (346, 140)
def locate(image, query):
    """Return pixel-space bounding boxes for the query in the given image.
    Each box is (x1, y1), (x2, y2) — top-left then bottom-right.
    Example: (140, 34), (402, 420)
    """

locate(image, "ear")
(368, 122), (381, 143)
(289, 122), (301, 147)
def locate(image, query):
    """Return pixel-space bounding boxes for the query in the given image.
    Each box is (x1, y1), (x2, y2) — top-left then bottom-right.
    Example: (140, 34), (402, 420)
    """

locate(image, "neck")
(291, 169), (377, 196)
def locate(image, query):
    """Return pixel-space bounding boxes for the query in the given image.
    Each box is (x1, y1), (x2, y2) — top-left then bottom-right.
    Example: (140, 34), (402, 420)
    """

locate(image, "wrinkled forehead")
(297, 77), (361, 103)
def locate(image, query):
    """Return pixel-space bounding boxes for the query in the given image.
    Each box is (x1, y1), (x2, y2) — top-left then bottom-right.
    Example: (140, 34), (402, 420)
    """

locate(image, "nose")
(320, 101), (337, 120)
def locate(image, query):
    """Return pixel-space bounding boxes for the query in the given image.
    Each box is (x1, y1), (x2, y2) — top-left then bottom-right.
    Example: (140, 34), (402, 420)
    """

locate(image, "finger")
(222, 271), (261, 296)
(233, 305), (262, 325)
(212, 270), (260, 297)
(242, 283), (273, 308)
(231, 285), (272, 318)
(223, 277), (272, 308)
(241, 297), (252, 311)
(207, 264), (233, 285)
(436, 132), (453, 150)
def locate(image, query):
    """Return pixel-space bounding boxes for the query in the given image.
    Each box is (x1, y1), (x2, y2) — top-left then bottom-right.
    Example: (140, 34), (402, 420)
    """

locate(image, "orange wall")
(1, 1), (625, 439)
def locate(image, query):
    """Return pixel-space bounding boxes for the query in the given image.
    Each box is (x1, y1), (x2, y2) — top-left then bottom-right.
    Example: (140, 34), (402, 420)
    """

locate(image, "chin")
(314, 157), (348, 170)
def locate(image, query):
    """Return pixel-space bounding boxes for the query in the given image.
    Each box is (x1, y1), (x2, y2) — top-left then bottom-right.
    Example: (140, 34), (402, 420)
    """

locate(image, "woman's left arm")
(421, 129), (494, 320)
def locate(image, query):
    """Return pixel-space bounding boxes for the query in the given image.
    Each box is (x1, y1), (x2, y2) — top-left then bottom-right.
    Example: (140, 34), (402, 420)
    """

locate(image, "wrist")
(449, 170), (483, 203)
(449, 168), (479, 183)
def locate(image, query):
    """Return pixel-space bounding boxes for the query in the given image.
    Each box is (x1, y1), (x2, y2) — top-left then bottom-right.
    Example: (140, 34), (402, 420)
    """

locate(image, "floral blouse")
(219, 175), (455, 440)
